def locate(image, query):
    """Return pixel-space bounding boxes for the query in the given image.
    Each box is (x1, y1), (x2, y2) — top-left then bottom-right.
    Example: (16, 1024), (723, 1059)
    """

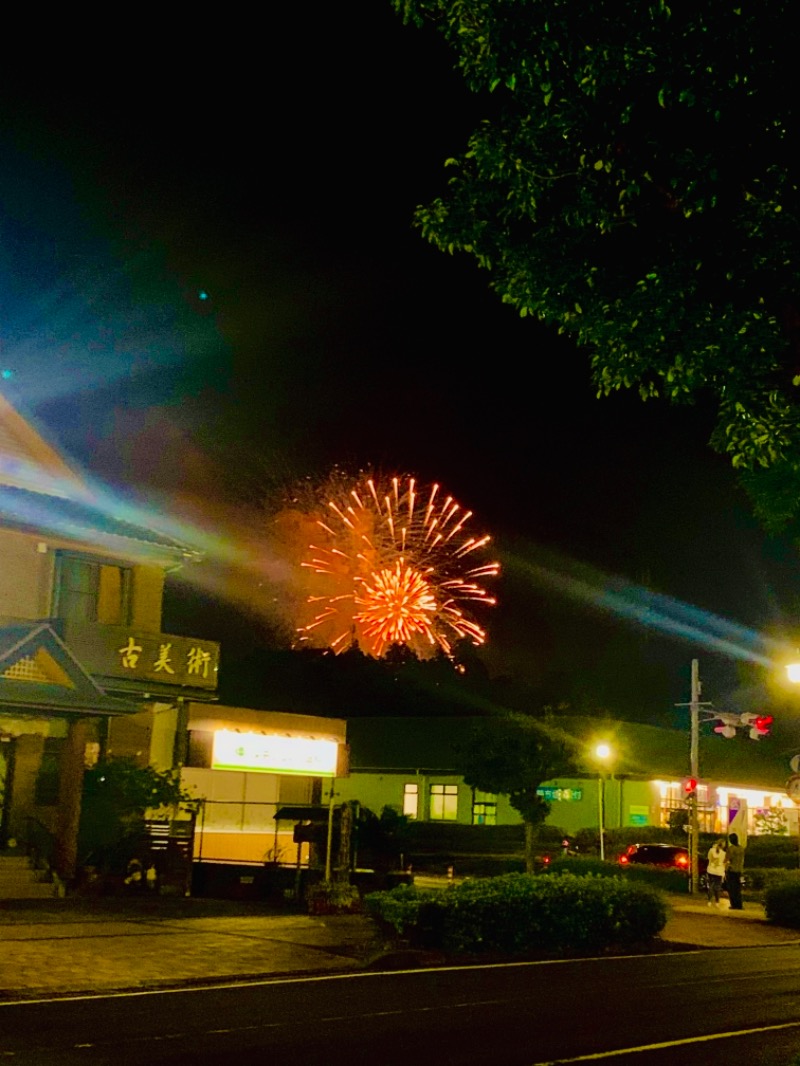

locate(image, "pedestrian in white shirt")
(706, 838), (726, 907)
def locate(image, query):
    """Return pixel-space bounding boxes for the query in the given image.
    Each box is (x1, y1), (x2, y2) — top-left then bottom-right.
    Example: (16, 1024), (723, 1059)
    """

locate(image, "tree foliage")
(394, 0), (800, 532)
(457, 713), (576, 869)
(78, 757), (192, 868)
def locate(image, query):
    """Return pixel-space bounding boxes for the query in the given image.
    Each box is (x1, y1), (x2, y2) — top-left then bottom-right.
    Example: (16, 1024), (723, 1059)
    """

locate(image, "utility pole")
(689, 659), (701, 895)
(324, 778), (336, 883)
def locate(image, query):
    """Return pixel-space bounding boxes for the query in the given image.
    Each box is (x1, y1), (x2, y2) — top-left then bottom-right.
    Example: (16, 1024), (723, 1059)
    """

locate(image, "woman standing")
(706, 838), (726, 907)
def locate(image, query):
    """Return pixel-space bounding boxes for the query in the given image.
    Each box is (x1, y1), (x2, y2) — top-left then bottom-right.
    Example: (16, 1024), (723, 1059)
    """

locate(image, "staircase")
(0, 853), (58, 900)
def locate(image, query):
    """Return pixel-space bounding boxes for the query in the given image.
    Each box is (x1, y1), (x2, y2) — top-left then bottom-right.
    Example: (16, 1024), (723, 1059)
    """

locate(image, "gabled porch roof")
(0, 623), (140, 717)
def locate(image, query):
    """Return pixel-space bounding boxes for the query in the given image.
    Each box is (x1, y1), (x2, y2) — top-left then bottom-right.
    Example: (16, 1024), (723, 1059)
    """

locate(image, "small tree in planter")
(78, 757), (192, 887)
(305, 801), (364, 914)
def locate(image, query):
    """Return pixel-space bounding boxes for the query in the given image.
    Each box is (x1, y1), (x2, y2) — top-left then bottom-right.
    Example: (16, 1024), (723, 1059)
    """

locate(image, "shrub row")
(545, 855), (690, 893)
(764, 872), (800, 927)
(365, 872), (667, 955)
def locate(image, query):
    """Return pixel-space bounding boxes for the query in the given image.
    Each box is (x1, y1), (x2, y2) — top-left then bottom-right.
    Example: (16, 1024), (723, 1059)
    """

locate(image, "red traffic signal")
(749, 715), (773, 740)
(683, 777), (698, 798)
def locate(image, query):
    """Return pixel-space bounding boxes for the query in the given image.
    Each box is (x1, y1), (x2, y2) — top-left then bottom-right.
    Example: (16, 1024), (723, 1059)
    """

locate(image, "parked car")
(618, 843), (707, 877)
(618, 842), (749, 896)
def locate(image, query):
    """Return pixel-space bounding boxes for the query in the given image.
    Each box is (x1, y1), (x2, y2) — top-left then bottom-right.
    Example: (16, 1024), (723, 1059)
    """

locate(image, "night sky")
(3, 9), (800, 734)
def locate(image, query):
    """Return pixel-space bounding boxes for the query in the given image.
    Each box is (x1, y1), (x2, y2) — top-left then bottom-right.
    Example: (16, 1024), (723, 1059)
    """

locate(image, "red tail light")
(676, 854), (689, 867)
(619, 855), (629, 865)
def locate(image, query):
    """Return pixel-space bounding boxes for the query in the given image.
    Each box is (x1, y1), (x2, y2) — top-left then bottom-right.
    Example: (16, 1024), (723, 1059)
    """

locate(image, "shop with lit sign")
(181, 704), (346, 866)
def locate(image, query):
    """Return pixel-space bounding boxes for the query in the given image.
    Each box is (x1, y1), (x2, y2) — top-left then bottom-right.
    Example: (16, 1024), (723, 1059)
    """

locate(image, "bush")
(305, 880), (361, 915)
(738, 867), (795, 893)
(764, 872), (800, 927)
(545, 855), (689, 893)
(365, 872), (667, 955)
(745, 836), (800, 870)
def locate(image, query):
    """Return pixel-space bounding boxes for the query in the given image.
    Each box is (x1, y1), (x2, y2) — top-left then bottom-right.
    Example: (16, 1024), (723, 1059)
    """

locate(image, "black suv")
(618, 843), (707, 876)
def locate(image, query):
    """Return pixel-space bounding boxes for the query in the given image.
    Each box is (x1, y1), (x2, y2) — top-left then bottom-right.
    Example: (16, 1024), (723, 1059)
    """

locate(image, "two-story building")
(0, 389), (219, 883)
(1, 390), (349, 891)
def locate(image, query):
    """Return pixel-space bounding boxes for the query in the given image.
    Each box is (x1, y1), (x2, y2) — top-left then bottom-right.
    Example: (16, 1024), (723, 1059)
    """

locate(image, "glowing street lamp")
(594, 742), (614, 862)
(787, 661), (800, 685)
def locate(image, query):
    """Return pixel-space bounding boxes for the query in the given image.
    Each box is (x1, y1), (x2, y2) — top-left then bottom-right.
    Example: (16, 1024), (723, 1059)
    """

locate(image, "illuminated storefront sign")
(537, 787), (583, 803)
(212, 729), (339, 776)
(60, 622), (219, 690)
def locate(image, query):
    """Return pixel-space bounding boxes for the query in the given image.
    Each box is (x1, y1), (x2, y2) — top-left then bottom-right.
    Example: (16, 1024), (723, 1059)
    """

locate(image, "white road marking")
(0, 949), (708, 1007)
(530, 1019), (800, 1063)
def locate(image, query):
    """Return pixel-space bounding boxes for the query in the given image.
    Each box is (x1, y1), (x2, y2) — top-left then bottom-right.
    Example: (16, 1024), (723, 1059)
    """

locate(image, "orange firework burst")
(297, 474), (499, 659)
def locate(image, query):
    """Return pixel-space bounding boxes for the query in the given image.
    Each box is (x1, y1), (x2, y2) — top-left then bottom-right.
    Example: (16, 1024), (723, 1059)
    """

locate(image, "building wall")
(183, 767), (316, 864)
(333, 770), (799, 841)
(130, 565), (164, 631)
(0, 528), (53, 622)
(0, 527), (167, 631)
(332, 771), (669, 832)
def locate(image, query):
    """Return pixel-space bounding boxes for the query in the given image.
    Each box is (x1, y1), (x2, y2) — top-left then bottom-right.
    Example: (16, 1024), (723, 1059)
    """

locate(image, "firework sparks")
(296, 474), (499, 658)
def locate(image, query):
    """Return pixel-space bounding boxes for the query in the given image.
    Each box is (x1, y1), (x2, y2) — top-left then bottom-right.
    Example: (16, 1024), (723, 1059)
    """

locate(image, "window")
(55, 554), (131, 625)
(658, 781), (714, 832)
(472, 789), (497, 825)
(430, 783), (458, 821)
(402, 783), (418, 819)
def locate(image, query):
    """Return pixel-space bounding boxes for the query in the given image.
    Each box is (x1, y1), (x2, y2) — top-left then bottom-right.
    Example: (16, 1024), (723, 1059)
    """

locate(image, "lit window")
(55, 554), (131, 625)
(472, 789), (497, 825)
(430, 783), (458, 821)
(403, 783), (419, 818)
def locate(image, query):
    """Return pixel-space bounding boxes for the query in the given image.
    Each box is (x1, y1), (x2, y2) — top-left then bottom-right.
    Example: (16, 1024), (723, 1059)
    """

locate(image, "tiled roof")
(0, 484), (197, 556)
(345, 715), (789, 790)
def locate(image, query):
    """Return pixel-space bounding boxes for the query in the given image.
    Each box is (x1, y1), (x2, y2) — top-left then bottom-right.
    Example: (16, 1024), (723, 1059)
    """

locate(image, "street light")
(594, 743), (613, 862)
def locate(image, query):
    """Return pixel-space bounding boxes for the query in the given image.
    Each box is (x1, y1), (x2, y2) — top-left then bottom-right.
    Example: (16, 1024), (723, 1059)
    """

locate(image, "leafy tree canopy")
(394, 0), (800, 532)
(79, 757), (191, 869)
(457, 713), (576, 868)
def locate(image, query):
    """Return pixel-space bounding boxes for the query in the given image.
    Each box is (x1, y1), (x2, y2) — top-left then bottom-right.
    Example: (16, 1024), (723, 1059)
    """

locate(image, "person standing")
(706, 838), (727, 907)
(726, 832), (745, 910)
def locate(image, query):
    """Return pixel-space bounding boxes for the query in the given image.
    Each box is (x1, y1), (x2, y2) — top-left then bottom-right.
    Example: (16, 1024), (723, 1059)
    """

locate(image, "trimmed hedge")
(365, 872), (667, 955)
(546, 855), (691, 893)
(742, 836), (800, 870)
(764, 872), (800, 927)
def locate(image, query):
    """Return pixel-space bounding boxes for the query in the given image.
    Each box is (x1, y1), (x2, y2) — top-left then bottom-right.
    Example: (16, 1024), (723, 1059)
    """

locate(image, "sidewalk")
(1, 894), (798, 1001)
(662, 895), (800, 949)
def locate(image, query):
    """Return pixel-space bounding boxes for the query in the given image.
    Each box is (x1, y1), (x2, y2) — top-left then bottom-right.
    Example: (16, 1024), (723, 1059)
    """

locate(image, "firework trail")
(296, 473), (499, 659)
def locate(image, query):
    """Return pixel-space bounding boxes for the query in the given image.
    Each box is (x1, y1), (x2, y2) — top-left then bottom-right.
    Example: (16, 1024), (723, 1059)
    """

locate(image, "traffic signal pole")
(689, 659), (701, 896)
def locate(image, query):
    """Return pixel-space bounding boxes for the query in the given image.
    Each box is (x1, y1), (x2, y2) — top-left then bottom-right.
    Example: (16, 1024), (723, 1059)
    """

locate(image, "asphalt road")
(3, 946), (800, 1065)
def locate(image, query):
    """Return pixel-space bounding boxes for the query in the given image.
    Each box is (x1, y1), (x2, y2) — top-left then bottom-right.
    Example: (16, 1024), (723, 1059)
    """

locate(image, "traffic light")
(683, 777), (698, 801)
(749, 715), (773, 740)
(739, 712), (773, 739)
(714, 721), (737, 739)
